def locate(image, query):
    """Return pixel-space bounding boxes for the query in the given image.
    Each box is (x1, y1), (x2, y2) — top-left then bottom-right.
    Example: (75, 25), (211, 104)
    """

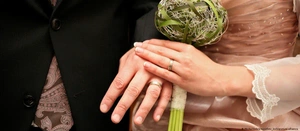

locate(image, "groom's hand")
(100, 47), (172, 125)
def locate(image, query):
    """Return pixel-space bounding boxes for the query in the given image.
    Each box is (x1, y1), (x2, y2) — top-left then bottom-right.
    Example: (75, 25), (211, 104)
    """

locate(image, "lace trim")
(244, 64), (280, 123)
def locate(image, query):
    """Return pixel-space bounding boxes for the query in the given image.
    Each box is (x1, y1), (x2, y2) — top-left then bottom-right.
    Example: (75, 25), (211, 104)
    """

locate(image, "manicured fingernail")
(135, 116), (143, 124)
(112, 114), (121, 123)
(135, 47), (144, 53)
(134, 42), (142, 47)
(100, 104), (108, 112)
(156, 115), (161, 121)
(143, 62), (150, 68)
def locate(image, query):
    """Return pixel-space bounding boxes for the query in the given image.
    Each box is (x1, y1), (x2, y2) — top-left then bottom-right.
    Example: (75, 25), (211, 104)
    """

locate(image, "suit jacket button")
(23, 95), (35, 108)
(51, 18), (61, 31)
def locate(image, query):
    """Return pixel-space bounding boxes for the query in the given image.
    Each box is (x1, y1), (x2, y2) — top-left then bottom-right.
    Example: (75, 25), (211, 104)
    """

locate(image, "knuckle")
(148, 39), (156, 44)
(161, 93), (172, 102)
(147, 88), (161, 99)
(156, 47), (164, 55)
(162, 39), (171, 46)
(185, 44), (195, 51)
(180, 78), (189, 86)
(116, 103), (129, 112)
(182, 56), (193, 66)
(157, 57), (165, 66)
(161, 69), (172, 78)
(113, 77), (126, 90)
(103, 95), (115, 103)
(127, 85), (141, 98)
(138, 106), (151, 115)
(161, 41), (167, 47)
(182, 67), (192, 76)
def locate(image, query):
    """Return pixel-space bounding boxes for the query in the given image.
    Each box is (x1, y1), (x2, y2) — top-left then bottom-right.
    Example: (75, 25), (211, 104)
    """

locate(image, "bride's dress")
(131, 0), (300, 130)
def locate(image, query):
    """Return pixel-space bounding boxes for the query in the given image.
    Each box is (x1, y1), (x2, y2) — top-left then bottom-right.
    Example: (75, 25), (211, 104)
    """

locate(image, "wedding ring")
(168, 59), (174, 71)
(148, 81), (162, 88)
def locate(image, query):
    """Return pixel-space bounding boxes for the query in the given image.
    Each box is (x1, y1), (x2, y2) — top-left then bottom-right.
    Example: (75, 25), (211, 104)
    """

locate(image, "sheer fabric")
(245, 55), (300, 124)
(131, 0), (300, 130)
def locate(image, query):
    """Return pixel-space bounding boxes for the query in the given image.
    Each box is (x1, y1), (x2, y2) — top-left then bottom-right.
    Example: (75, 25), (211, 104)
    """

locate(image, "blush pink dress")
(131, 0), (300, 130)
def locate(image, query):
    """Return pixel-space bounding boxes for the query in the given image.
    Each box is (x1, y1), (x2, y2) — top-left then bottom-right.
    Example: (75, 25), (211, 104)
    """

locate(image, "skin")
(101, 39), (255, 125)
(100, 48), (173, 125)
(135, 39), (254, 97)
(134, 39), (255, 98)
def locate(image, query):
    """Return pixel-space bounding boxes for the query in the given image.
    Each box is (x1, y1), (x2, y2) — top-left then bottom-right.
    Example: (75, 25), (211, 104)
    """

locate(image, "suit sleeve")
(129, 0), (167, 43)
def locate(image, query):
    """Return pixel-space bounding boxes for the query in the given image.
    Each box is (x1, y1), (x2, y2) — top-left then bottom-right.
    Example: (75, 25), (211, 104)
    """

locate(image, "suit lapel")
(25, 0), (53, 19)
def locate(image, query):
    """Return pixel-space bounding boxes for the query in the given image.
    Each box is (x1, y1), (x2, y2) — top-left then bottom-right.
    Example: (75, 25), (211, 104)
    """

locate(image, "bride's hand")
(134, 39), (253, 97)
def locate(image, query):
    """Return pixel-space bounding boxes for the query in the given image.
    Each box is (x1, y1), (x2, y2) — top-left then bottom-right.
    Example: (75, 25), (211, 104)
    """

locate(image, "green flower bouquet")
(154, 0), (228, 130)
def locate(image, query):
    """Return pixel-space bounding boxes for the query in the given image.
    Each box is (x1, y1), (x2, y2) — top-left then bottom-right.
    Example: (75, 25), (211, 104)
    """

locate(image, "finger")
(145, 39), (186, 52)
(135, 47), (184, 75)
(100, 66), (135, 113)
(134, 42), (180, 61)
(153, 81), (172, 122)
(133, 79), (163, 125)
(143, 61), (181, 85)
(111, 70), (150, 123)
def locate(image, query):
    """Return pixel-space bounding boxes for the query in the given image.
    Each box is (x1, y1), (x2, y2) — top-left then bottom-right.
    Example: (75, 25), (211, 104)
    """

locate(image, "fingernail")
(135, 47), (144, 53)
(134, 42), (143, 47)
(135, 116), (143, 124)
(143, 62), (150, 68)
(100, 104), (108, 112)
(156, 115), (161, 121)
(112, 114), (121, 123)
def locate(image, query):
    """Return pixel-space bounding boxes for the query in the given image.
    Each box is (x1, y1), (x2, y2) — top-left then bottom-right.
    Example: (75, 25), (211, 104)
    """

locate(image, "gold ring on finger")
(168, 59), (174, 71)
(148, 81), (162, 88)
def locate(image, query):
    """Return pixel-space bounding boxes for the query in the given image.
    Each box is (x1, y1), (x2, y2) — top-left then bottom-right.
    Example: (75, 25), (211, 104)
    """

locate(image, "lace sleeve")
(244, 55), (300, 123)
(244, 64), (280, 123)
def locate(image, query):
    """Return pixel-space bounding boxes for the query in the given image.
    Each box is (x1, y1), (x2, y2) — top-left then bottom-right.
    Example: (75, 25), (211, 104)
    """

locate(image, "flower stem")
(168, 85), (187, 131)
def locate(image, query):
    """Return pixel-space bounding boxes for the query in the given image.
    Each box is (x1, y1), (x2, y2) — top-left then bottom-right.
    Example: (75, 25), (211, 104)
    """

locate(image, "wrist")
(219, 65), (255, 97)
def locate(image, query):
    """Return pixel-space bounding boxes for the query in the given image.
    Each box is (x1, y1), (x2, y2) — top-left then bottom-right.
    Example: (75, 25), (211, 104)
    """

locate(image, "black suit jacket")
(0, 0), (164, 130)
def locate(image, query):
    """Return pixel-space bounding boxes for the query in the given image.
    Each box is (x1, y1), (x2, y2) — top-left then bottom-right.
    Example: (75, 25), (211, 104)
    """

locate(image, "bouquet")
(154, 0), (228, 130)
